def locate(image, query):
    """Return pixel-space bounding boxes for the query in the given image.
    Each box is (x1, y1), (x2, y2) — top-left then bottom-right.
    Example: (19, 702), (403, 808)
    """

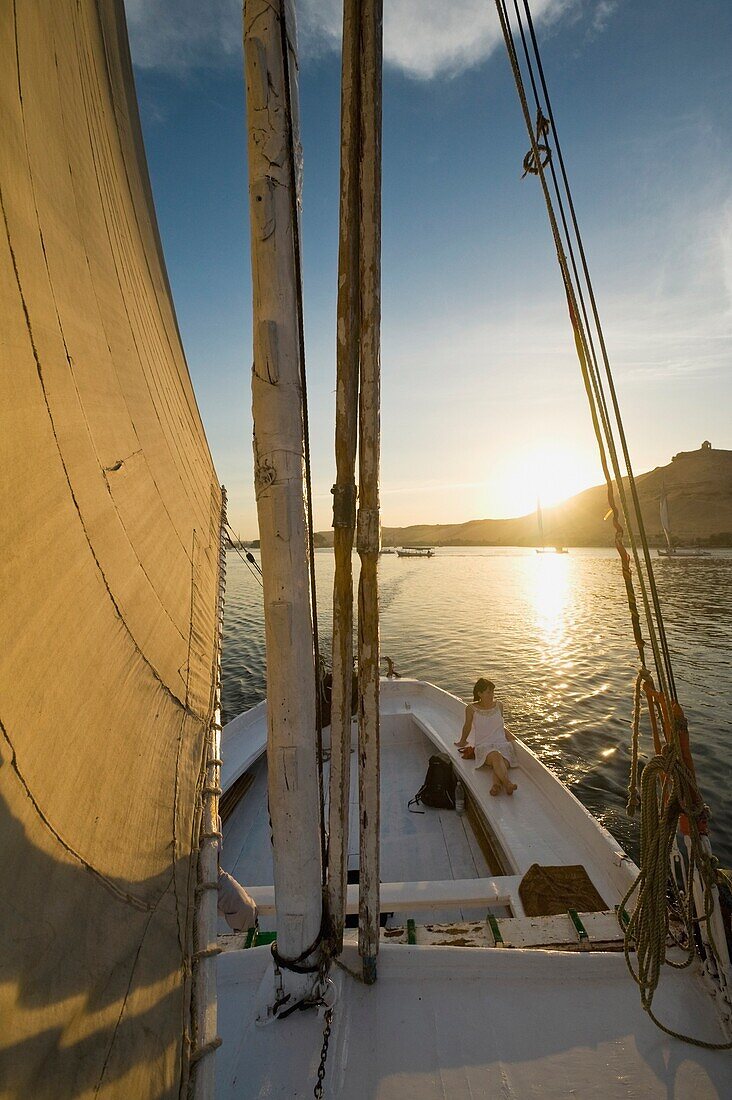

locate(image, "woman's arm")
(455, 704), (474, 746)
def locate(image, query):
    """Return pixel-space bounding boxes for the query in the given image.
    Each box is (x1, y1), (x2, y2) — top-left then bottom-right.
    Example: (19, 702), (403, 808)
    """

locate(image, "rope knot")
(522, 109), (552, 177)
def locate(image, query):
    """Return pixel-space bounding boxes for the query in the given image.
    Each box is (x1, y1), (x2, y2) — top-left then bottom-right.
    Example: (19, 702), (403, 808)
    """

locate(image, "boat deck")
(216, 943), (731, 1099)
(217, 680), (731, 1097)
(220, 720), (498, 925)
(220, 679), (637, 932)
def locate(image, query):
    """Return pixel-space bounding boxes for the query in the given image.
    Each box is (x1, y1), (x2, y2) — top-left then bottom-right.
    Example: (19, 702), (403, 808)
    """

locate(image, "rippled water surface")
(222, 547), (732, 866)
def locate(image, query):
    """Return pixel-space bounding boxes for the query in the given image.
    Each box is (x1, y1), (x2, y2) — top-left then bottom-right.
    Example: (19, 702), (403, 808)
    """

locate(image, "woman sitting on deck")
(455, 677), (518, 796)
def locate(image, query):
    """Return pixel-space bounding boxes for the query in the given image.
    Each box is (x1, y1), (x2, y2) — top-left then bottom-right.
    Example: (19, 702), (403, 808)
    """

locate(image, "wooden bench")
(247, 876), (524, 916)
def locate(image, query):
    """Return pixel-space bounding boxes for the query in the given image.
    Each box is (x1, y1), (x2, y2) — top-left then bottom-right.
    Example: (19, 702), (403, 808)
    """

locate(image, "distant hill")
(313, 445), (732, 548)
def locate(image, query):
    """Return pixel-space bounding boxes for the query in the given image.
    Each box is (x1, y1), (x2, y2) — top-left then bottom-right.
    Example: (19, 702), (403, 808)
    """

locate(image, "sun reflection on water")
(531, 553), (571, 644)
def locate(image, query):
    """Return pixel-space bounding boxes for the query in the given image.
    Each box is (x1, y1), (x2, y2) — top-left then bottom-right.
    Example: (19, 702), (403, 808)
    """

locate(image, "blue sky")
(124, 1), (732, 537)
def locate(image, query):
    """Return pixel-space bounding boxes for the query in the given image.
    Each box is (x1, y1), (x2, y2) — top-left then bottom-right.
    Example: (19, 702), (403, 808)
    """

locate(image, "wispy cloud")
(124, 0), (613, 80)
(301, 0), (583, 80)
(591, 0), (619, 35)
(123, 0), (241, 74)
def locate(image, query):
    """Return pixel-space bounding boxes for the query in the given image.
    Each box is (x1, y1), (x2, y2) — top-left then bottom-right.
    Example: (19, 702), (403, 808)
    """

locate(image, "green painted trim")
(406, 918), (417, 945)
(568, 908), (588, 942)
(255, 930), (277, 947)
(242, 928), (277, 949)
(486, 913), (503, 945)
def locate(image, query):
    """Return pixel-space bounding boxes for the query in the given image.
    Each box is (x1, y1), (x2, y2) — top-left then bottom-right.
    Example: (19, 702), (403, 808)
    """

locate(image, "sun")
(495, 444), (592, 517)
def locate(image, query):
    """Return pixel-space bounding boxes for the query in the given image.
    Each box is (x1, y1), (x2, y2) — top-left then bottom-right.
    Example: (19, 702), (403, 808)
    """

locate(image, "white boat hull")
(216, 679), (732, 1098)
(657, 548), (712, 557)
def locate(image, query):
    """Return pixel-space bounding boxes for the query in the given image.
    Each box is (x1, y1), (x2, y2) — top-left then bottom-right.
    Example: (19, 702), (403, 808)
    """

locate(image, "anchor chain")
(313, 1005), (334, 1099)
(312, 944), (336, 1096)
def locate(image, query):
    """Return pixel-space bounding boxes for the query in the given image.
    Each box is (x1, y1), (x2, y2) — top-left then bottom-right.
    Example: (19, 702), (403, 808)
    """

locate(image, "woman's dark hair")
(473, 677), (495, 701)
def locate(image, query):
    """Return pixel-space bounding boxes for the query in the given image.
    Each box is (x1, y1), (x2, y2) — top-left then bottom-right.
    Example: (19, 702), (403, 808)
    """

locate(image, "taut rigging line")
(493, 0), (731, 1049)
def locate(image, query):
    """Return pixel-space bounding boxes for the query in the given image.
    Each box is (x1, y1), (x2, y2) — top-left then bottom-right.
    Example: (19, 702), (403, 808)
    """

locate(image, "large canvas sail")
(0, 2), (222, 1096)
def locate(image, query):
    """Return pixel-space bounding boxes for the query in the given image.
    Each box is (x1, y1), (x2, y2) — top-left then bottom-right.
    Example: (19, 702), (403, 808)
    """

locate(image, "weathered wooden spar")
(326, 0), (362, 955)
(356, 0), (384, 985)
(327, 0), (385, 980)
(243, 0), (322, 1003)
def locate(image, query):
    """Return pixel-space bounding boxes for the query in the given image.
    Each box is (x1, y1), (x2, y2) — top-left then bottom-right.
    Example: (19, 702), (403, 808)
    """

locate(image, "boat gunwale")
(221, 678), (638, 913)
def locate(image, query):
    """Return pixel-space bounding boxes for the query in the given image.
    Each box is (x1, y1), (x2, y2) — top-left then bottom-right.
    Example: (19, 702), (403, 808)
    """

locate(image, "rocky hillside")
(313, 445), (732, 548)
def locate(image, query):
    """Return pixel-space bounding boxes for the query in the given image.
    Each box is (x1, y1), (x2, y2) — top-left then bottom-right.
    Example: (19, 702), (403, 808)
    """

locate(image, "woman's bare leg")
(487, 751), (517, 795)
(487, 751), (508, 792)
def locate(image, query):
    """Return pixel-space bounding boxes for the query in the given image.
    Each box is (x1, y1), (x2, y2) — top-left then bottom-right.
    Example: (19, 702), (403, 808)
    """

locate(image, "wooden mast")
(357, 0), (383, 984)
(327, 0), (361, 953)
(243, 0), (322, 1001)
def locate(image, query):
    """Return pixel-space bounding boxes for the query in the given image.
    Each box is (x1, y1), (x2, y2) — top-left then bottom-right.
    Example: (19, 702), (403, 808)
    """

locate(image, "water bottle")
(455, 780), (465, 815)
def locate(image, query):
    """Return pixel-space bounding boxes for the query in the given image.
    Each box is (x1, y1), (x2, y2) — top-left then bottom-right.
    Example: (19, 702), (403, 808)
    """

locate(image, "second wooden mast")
(328, 0), (384, 983)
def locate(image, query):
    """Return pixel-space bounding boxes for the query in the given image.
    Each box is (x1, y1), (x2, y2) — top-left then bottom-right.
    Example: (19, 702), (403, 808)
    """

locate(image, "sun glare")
(494, 444), (591, 516)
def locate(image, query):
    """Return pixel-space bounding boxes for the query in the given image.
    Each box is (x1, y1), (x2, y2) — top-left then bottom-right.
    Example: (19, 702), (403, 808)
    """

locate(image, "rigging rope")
(495, 0), (732, 1047)
(225, 522), (264, 582)
(512, 0), (675, 702)
(508, 1), (666, 691)
(494, 0), (653, 681)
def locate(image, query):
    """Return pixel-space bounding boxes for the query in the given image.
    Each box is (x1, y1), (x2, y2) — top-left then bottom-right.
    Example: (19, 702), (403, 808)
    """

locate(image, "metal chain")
(313, 1006), (334, 1099)
(311, 944), (336, 1096)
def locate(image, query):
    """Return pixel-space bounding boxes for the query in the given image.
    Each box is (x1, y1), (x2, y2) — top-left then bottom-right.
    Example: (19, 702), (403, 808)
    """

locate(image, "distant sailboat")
(657, 488), (711, 558)
(535, 498), (568, 554)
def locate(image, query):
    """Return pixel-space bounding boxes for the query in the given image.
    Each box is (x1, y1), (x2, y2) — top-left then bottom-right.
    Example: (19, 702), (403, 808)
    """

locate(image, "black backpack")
(408, 753), (456, 812)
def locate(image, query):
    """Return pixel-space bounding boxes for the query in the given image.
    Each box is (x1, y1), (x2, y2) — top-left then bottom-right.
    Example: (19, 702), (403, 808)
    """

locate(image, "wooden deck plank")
(222, 721), (496, 927)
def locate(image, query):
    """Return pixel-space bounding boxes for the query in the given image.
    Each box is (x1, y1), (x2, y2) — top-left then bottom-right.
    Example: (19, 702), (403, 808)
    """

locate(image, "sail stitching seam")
(48, 29), (200, 571)
(14, 41), (192, 652)
(0, 717), (153, 911)
(72, 3), (212, 540)
(0, 184), (197, 714)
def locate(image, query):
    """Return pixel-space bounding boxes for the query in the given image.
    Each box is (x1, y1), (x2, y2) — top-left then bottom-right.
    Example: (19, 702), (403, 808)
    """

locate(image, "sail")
(536, 498), (545, 545)
(659, 490), (672, 550)
(0, 2), (222, 1096)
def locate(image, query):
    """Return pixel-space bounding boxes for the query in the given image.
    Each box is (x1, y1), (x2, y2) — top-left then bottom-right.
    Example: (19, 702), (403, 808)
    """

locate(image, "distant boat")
(397, 546), (435, 558)
(535, 498), (568, 554)
(379, 547), (396, 555)
(657, 488), (711, 557)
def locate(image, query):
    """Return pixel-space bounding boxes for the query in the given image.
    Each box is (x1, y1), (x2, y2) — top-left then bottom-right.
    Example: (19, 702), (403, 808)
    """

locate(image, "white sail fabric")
(659, 492), (671, 549)
(0, 2), (222, 1096)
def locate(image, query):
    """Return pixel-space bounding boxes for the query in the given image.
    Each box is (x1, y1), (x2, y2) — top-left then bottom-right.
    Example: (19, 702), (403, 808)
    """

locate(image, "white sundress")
(471, 704), (516, 770)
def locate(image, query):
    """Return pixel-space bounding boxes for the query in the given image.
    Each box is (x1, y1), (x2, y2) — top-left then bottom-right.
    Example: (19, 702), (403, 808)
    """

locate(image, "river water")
(222, 546), (732, 867)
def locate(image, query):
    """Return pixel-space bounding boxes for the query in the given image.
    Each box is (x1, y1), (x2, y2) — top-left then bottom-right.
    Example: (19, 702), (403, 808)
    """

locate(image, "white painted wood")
(378, 678), (639, 907)
(217, 680), (732, 1093)
(245, 877), (524, 916)
(244, 0), (321, 1002)
(220, 678), (639, 921)
(220, 701), (266, 791)
(221, 758), (273, 891)
(492, 910), (625, 948)
(215, 944), (732, 1098)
